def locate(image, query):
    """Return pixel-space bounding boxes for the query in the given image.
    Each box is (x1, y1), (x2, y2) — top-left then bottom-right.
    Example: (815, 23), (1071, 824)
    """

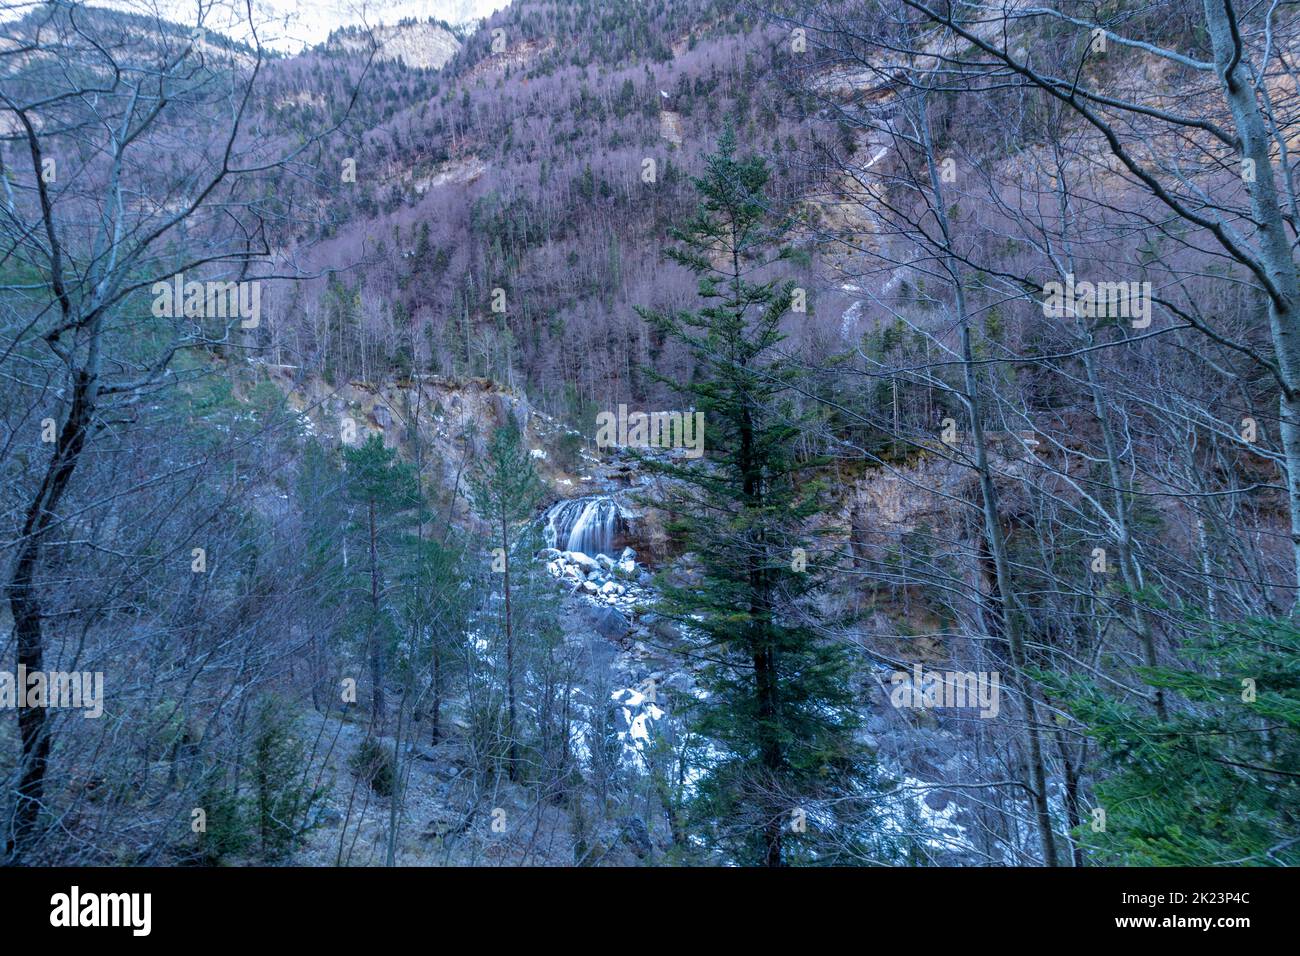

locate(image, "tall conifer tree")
(469, 421), (548, 781)
(638, 130), (896, 865)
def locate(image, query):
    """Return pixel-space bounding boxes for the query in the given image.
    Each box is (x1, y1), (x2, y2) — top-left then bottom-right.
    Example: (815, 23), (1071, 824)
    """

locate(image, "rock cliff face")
(828, 434), (1039, 568)
(326, 21), (462, 70)
(260, 365), (1023, 585)
(265, 368), (544, 507)
(259, 365), (1030, 654)
(841, 454), (976, 567)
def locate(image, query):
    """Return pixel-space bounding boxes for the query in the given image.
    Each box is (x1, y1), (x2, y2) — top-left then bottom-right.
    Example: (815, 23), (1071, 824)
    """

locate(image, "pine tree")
(636, 130), (887, 866)
(468, 420), (547, 781)
(342, 434), (421, 731)
(395, 533), (471, 745)
(296, 441), (351, 712)
(1047, 617), (1300, 866)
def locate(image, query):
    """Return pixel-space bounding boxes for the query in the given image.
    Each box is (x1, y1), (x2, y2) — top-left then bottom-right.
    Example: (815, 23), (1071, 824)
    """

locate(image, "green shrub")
(350, 736), (396, 797)
(250, 696), (328, 859)
(195, 773), (255, 865)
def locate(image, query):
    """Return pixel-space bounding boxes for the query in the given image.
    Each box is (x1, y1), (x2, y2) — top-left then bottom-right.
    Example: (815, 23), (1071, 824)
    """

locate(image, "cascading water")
(544, 496), (623, 557)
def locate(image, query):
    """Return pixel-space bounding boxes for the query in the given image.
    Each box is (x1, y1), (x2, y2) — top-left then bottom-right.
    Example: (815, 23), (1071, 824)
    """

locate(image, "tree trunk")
(368, 498), (384, 729)
(741, 403), (785, 867)
(5, 368), (96, 861)
(1055, 730), (1086, 867)
(1203, 0), (1300, 613)
(502, 517), (518, 781)
(1082, 346), (1166, 719)
(961, 334), (1059, 866)
(753, 644), (784, 866)
(922, 98), (1059, 865)
(430, 648), (442, 745)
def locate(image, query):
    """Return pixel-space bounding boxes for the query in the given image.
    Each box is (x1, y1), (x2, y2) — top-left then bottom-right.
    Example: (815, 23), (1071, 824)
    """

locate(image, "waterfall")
(544, 496), (623, 557)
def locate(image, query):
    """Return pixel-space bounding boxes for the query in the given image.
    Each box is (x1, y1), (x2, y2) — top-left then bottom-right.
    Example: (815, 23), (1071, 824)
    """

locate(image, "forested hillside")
(0, 0), (1295, 874)
(239, 0), (841, 425)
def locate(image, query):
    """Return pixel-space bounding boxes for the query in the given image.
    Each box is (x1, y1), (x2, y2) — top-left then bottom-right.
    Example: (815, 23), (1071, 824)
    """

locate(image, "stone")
(925, 790), (953, 812)
(583, 604), (630, 640)
(647, 616), (681, 642)
(567, 551), (600, 573)
(315, 807), (344, 828)
(620, 816), (653, 859)
(664, 672), (695, 694)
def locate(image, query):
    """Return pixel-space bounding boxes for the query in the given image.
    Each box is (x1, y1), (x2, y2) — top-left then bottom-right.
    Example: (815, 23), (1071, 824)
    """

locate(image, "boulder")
(582, 604), (630, 641)
(567, 551), (600, 574)
(619, 816), (654, 859)
(647, 615), (681, 643)
(663, 671), (695, 695)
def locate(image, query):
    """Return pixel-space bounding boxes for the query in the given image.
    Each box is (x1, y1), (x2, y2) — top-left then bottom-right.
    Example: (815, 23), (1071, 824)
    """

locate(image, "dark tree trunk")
(503, 517), (519, 781)
(430, 649), (442, 745)
(5, 369), (95, 861)
(368, 498), (384, 729)
(741, 405), (785, 867)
